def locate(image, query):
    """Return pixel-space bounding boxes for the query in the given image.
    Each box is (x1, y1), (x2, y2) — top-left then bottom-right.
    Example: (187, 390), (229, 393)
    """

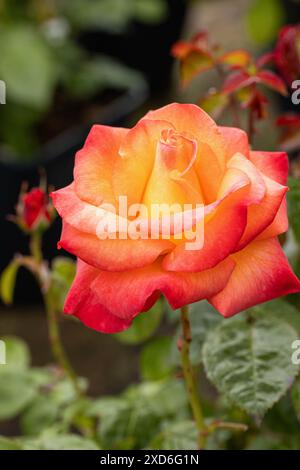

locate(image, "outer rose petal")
(74, 125), (128, 206)
(249, 151), (288, 185)
(256, 198), (288, 240)
(145, 103), (226, 202)
(51, 183), (108, 234)
(237, 175), (287, 249)
(59, 221), (175, 271)
(64, 261), (132, 333)
(65, 257), (235, 333)
(219, 127), (250, 160)
(209, 238), (300, 317)
(248, 150), (289, 240)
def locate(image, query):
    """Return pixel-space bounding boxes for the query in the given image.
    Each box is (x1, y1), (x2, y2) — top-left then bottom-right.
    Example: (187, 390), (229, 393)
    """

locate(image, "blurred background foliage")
(1, 0), (300, 451)
(0, 0), (168, 159)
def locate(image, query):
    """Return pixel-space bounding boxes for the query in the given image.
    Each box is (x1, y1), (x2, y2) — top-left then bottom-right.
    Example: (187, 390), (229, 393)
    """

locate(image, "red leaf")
(171, 41), (192, 59)
(256, 52), (275, 68)
(219, 50), (251, 69)
(172, 34), (214, 86)
(276, 113), (300, 128)
(274, 24), (300, 85)
(256, 70), (288, 96)
(223, 71), (253, 94)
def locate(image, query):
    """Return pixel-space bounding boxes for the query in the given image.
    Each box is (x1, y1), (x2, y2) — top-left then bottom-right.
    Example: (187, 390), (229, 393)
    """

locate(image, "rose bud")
(16, 186), (54, 233)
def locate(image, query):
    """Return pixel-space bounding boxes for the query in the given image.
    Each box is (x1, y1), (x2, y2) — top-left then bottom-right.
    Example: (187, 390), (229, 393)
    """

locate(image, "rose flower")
(17, 187), (52, 232)
(52, 104), (300, 333)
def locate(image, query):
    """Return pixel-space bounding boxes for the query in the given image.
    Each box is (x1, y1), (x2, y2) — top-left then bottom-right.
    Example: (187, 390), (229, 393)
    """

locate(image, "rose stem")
(30, 232), (81, 396)
(180, 305), (206, 449)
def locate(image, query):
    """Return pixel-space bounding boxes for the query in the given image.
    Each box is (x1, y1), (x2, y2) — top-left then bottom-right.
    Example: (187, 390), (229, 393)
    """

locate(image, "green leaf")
(0, 336), (30, 371)
(0, 24), (57, 110)
(115, 300), (163, 345)
(287, 177), (300, 244)
(291, 377), (300, 424)
(133, 0), (167, 24)
(20, 397), (59, 436)
(246, 435), (287, 450)
(63, 0), (166, 33)
(252, 299), (300, 335)
(0, 370), (37, 420)
(246, 0), (285, 45)
(0, 260), (20, 305)
(202, 312), (300, 417)
(63, 0), (133, 33)
(0, 437), (23, 450)
(67, 56), (145, 98)
(150, 421), (197, 450)
(39, 434), (100, 450)
(199, 91), (229, 121)
(48, 257), (76, 312)
(140, 337), (173, 381)
(88, 380), (187, 449)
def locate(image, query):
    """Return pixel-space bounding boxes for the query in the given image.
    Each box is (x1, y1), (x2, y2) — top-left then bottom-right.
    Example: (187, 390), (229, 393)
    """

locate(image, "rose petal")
(209, 238), (300, 317)
(65, 257), (235, 333)
(145, 103), (226, 202)
(113, 119), (175, 207)
(163, 162), (254, 272)
(249, 151), (288, 185)
(237, 175), (287, 249)
(59, 221), (174, 271)
(219, 126), (250, 160)
(64, 261), (131, 333)
(74, 125), (127, 206)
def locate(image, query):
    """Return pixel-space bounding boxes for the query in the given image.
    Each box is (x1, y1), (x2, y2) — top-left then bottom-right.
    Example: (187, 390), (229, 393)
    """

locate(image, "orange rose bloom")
(52, 104), (300, 333)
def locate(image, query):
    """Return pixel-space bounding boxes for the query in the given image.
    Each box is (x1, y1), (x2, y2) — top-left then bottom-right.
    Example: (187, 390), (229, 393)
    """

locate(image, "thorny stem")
(179, 305), (206, 449)
(45, 294), (81, 396)
(179, 305), (248, 450)
(29, 232), (81, 396)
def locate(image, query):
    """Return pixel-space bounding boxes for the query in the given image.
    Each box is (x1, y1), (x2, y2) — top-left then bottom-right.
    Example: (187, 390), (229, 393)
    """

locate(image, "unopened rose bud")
(14, 185), (55, 233)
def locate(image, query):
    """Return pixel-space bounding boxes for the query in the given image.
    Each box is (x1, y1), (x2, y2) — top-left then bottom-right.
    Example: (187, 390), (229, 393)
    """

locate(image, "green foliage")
(88, 379), (188, 449)
(0, 259), (20, 305)
(0, 24), (58, 110)
(291, 378), (300, 424)
(287, 177), (300, 245)
(115, 300), (164, 345)
(48, 257), (76, 312)
(62, 0), (167, 33)
(2, 336), (31, 370)
(150, 420), (197, 450)
(0, 337), (39, 420)
(246, 0), (285, 45)
(0, 370), (38, 420)
(140, 336), (173, 381)
(66, 56), (144, 98)
(203, 307), (300, 418)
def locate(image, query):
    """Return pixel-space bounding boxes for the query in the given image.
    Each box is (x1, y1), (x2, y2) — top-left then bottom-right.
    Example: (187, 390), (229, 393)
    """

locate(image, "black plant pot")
(0, 85), (148, 304)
